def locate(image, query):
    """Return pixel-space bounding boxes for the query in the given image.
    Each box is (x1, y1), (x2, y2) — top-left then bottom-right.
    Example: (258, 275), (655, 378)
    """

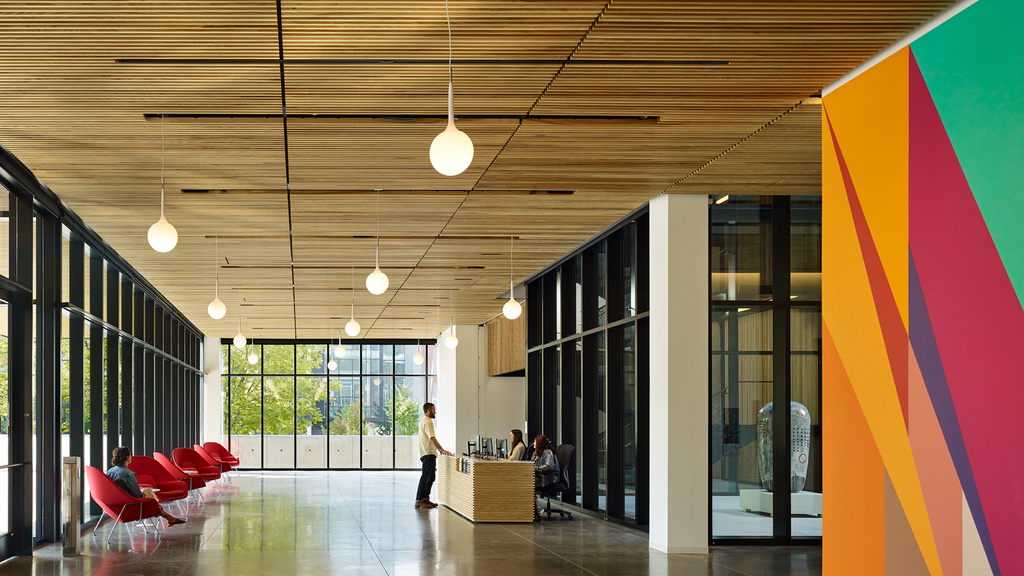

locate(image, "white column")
(202, 336), (223, 443)
(436, 324), (482, 455)
(649, 193), (709, 554)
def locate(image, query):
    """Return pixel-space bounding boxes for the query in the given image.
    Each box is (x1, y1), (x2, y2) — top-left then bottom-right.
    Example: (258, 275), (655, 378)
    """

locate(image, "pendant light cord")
(510, 235), (514, 289)
(375, 189), (381, 266)
(214, 235), (219, 297)
(160, 115), (165, 218)
(351, 266), (356, 316)
(445, 0), (452, 84)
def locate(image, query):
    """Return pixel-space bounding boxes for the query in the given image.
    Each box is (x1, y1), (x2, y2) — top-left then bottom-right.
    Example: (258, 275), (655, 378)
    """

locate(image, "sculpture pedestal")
(739, 489), (822, 517)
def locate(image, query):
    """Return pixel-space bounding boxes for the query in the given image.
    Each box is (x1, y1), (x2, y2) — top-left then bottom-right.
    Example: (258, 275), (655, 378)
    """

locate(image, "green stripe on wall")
(911, 0), (1024, 307)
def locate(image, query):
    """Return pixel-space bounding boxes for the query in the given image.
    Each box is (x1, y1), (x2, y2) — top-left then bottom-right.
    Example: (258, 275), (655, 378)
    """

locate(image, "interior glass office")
(525, 209), (650, 525)
(710, 195), (822, 542)
(220, 341), (437, 470)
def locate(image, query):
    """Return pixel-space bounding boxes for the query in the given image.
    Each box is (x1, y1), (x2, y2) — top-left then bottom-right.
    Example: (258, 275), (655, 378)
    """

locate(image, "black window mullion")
(132, 291), (145, 453)
(106, 267), (119, 472)
(606, 325), (624, 518)
(88, 250), (104, 516)
(36, 213), (62, 542)
(771, 196), (792, 541)
(68, 237), (86, 518)
(581, 333), (599, 510)
(8, 194), (35, 557)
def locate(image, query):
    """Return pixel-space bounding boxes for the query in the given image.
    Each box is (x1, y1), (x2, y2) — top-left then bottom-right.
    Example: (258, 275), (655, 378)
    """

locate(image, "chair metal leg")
(109, 507), (127, 542)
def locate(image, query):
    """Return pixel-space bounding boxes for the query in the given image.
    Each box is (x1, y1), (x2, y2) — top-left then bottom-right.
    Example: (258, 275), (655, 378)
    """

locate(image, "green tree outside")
(226, 344), (327, 435)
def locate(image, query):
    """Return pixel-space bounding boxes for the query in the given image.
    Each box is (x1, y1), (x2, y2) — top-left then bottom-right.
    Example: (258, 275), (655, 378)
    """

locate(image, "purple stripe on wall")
(909, 48), (1024, 576)
(908, 251), (995, 575)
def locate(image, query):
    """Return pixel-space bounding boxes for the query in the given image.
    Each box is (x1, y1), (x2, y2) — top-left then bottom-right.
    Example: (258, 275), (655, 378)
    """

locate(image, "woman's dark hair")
(111, 446), (132, 468)
(533, 434), (553, 456)
(510, 429), (524, 452)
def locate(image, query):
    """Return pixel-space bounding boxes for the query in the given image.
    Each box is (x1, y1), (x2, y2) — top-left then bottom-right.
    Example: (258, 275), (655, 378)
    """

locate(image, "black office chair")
(536, 443), (574, 520)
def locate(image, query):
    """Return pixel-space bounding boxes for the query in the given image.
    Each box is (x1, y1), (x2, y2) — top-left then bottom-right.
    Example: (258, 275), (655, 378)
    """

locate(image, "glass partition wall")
(525, 209), (650, 526)
(221, 341), (435, 470)
(710, 195), (821, 543)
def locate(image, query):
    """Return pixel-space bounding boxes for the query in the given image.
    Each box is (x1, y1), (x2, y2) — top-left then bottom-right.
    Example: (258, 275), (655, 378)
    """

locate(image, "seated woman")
(107, 446), (186, 526)
(532, 435), (560, 517)
(532, 435), (560, 489)
(507, 429), (527, 461)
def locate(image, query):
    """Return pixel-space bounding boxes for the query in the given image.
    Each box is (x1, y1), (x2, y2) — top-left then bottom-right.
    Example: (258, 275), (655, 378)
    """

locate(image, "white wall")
(202, 337), (222, 444)
(649, 193), (709, 554)
(436, 324), (526, 456)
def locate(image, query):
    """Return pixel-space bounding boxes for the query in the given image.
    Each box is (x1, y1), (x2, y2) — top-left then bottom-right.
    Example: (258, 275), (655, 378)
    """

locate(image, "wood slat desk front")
(438, 455), (535, 522)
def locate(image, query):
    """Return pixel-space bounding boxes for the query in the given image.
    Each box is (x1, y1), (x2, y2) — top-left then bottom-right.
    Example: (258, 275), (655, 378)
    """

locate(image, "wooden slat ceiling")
(0, 0), (954, 340)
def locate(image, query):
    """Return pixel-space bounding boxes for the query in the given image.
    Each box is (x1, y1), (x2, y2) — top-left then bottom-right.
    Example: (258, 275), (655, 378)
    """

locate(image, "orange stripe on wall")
(824, 322), (885, 575)
(821, 47), (910, 332)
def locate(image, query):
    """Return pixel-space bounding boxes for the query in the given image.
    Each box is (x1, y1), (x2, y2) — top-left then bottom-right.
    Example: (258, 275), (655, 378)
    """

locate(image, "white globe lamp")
(502, 297), (522, 320)
(233, 332), (245, 349)
(327, 359), (338, 371)
(429, 83), (474, 176)
(345, 318), (361, 337)
(148, 216), (178, 253)
(334, 344), (346, 358)
(444, 332), (458, 349)
(208, 297), (226, 320)
(413, 351), (424, 366)
(366, 266), (389, 295)
(247, 350), (258, 365)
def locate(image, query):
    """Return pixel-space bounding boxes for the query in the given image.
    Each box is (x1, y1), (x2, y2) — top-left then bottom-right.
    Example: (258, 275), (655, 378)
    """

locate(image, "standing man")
(416, 402), (452, 508)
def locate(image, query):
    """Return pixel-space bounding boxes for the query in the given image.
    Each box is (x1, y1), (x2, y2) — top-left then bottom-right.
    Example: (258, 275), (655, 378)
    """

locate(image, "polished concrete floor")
(0, 471), (821, 575)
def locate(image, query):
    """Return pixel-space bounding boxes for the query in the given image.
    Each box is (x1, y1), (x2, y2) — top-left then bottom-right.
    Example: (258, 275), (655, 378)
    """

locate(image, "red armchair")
(154, 451), (207, 499)
(195, 444), (234, 475)
(127, 455), (190, 518)
(85, 466), (163, 542)
(202, 441), (240, 468)
(172, 447), (221, 483)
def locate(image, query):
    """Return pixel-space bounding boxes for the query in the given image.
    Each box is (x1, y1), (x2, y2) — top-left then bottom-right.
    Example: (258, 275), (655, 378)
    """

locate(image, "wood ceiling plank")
(0, 0), (954, 338)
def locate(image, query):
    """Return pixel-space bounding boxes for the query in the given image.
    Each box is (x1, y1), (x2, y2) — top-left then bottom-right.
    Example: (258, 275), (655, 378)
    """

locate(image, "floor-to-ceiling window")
(0, 149), (203, 560)
(709, 195), (821, 542)
(525, 208), (649, 525)
(221, 341), (436, 470)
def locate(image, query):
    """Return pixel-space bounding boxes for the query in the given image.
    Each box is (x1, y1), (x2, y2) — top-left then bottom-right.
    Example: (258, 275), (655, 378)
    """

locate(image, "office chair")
(536, 443), (575, 520)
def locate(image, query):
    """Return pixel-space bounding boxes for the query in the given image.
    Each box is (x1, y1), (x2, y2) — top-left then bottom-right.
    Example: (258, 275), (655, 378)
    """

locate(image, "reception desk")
(438, 455), (535, 522)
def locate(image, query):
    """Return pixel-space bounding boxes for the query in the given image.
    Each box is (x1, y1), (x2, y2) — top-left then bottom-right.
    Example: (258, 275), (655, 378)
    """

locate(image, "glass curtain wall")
(0, 157), (203, 561)
(222, 341), (436, 469)
(709, 195), (821, 542)
(525, 209), (649, 525)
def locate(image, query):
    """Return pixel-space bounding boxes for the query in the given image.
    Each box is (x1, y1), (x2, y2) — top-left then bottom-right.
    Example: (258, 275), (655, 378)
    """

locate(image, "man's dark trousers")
(417, 454), (437, 501)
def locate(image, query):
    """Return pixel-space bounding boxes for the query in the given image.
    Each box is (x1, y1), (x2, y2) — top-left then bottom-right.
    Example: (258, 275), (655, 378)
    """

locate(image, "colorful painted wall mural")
(822, 1), (1024, 574)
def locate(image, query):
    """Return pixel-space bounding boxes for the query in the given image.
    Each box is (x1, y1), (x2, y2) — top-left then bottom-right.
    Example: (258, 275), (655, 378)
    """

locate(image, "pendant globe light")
(444, 324), (459, 349)
(233, 317), (246, 349)
(444, 290), (459, 349)
(334, 328), (347, 359)
(413, 339), (425, 366)
(148, 115), (178, 252)
(247, 342), (259, 365)
(429, 0), (474, 176)
(502, 236), (522, 320)
(346, 267), (362, 337)
(365, 190), (389, 295)
(208, 236), (227, 319)
(373, 377), (382, 386)
(327, 337), (338, 371)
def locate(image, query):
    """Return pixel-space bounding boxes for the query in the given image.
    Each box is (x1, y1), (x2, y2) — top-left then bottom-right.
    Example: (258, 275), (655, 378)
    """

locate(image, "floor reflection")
(0, 470), (821, 576)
